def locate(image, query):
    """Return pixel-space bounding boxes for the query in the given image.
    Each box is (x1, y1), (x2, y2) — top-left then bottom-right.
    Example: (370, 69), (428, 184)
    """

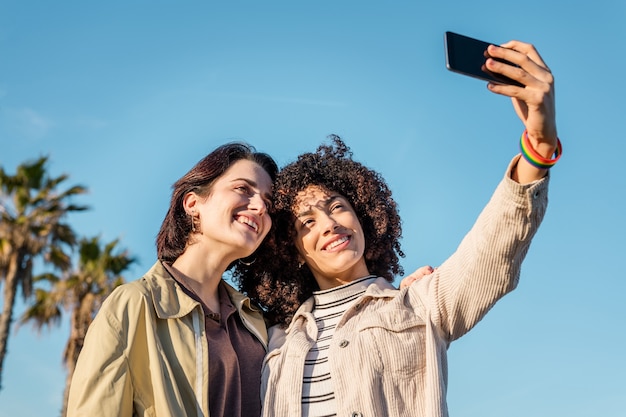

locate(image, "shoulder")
(96, 268), (160, 324)
(106, 279), (151, 305)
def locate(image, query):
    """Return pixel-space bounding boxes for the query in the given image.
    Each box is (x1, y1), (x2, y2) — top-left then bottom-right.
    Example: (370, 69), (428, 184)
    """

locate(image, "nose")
(320, 213), (340, 235)
(249, 193), (268, 215)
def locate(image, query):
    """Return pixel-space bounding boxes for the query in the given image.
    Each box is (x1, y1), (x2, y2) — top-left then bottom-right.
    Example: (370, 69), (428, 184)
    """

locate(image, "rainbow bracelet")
(519, 130), (562, 169)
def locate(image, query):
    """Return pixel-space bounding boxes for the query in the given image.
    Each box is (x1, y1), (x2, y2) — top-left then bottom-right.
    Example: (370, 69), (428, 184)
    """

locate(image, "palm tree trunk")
(61, 296), (90, 416)
(61, 355), (75, 417)
(0, 253), (21, 391)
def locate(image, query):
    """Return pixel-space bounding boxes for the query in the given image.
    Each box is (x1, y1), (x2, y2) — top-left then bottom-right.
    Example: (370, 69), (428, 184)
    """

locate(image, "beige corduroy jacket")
(261, 157), (549, 417)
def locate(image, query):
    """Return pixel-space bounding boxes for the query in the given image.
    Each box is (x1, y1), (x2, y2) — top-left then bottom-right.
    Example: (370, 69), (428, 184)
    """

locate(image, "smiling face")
(293, 185), (370, 289)
(187, 159), (273, 264)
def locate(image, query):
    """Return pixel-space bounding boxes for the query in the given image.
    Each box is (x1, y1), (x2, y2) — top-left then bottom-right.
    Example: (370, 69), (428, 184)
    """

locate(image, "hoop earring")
(239, 257), (256, 266)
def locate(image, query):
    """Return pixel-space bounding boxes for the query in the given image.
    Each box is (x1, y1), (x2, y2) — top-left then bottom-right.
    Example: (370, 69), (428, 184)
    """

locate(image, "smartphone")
(444, 31), (523, 87)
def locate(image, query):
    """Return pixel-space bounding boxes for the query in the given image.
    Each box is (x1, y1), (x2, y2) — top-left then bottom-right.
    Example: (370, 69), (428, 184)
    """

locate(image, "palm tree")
(0, 156), (88, 390)
(20, 236), (135, 417)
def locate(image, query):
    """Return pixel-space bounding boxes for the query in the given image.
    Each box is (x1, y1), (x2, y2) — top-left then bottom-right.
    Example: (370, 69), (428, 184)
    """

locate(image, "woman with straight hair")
(67, 142), (277, 417)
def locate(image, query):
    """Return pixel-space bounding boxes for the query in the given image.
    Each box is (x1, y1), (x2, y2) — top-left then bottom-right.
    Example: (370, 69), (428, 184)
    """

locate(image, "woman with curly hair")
(237, 40), (561, 416)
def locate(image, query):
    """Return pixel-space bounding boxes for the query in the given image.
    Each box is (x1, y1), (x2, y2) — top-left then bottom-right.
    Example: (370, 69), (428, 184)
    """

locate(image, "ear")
(182, 192), (199, 215)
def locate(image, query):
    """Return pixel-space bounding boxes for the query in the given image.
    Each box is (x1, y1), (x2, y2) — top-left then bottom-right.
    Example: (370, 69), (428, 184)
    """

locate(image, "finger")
(406, 266), (435, 281)
(487, 71), (553, 107)
(484, 59), (554, 107)
(399, 275), (417, 289)
(487, 44), (552, 84)
(413, 265), (434, 277)
(399, 265), (435, 289)
(500, 40), (549, 70)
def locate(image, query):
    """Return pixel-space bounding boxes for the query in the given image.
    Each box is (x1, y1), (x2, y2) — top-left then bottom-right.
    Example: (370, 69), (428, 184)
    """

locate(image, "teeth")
(238, 216), (258, 232)
(326, 236), (349, 250)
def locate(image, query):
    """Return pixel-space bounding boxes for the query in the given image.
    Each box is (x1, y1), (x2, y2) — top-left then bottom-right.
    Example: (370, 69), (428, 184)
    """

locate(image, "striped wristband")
(519, 129), (562, 169)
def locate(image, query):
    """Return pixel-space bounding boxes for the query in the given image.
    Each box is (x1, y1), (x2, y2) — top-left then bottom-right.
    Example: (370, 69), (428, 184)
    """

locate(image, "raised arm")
(414, 40), (559, 340)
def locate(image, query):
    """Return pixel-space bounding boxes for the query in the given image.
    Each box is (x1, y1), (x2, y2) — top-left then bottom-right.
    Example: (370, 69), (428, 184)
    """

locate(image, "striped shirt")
(302, 275), (377, 417)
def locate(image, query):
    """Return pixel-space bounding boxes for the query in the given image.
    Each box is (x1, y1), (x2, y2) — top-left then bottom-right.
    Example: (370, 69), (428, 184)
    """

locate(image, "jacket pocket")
(357, 309), (427, 379)
(356, 308), (425, 332)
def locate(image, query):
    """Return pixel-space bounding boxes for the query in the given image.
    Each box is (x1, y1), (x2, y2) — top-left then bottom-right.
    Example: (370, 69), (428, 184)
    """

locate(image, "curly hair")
(233, 135), (404, 327)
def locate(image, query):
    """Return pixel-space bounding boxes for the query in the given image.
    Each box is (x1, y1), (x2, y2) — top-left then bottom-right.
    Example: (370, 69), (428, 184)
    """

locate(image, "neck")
(313, 260), (371, 290)
(172, 247), (229, 312)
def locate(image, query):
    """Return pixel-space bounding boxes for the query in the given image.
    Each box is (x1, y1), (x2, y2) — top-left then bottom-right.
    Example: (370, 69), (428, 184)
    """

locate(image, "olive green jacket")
(67, 261), (267, 417)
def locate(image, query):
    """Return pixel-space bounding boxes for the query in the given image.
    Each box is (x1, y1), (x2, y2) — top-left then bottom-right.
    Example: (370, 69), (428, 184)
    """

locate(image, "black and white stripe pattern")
(301, 276), (376, 417)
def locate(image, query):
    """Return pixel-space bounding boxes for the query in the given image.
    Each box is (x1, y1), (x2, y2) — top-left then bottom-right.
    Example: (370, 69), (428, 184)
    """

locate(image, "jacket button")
(351, 412), (363, 417)
(339, 340), (349, 348)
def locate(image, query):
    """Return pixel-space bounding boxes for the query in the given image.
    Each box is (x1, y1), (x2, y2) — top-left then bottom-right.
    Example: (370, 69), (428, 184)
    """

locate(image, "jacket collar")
(287, 276), (397, 332)
(142, 261), (264, 320)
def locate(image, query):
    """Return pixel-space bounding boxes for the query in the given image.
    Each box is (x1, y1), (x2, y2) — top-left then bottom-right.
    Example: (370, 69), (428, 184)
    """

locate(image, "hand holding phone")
(444, 31), (523, 87)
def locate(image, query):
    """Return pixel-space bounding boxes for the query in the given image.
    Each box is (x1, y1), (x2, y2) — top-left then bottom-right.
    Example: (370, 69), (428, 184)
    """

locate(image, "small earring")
(190, 211), (197, 232)
(239, 257), (256, 266)
(298, 261), (304, 269)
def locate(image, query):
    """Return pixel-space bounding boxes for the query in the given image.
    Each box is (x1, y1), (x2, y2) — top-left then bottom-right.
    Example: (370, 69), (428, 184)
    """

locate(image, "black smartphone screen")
(444, 31), (523, 87)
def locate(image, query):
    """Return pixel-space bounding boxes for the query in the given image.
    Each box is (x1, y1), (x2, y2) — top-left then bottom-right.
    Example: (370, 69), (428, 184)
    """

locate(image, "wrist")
(525, 130), (558, 158)
(519, 129), (562, 170)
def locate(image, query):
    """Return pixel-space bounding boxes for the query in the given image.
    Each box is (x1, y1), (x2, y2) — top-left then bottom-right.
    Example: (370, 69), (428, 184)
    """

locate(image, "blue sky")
(1, 1), (625, 416)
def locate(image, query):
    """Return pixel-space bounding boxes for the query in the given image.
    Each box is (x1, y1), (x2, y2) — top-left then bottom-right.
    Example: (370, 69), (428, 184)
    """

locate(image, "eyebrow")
(296, 195), (341, 218)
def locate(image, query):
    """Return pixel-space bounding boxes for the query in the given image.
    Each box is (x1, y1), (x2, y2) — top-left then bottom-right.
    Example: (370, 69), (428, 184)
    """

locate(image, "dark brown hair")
(234, 136), (404, 327)
(156, 142), (278, 263)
